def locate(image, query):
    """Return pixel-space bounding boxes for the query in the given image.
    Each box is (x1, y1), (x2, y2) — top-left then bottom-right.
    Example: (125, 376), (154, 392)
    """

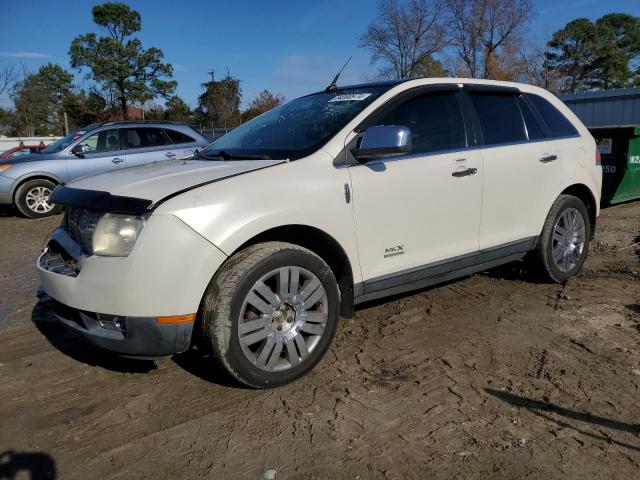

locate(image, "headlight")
(0, 164), (11, 173)
(92, 213), (145, 257)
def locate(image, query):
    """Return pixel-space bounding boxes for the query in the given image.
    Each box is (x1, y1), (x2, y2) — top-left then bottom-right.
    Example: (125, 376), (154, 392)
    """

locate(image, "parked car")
(0, 121), (209, 218)
(38, 79), (601, 388)
(0, 144), (48, 159)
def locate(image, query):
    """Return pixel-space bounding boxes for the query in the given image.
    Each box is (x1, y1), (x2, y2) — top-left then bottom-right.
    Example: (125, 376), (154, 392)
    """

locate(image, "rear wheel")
(535, 194), (591, 283)
(15, 179), (61, 219)
(200, 242), (339, 388)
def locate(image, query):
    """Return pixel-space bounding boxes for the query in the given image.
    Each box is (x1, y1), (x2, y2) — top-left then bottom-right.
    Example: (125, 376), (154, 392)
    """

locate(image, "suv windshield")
(199, 86), (389, 161)
(41, 129), (91, 154)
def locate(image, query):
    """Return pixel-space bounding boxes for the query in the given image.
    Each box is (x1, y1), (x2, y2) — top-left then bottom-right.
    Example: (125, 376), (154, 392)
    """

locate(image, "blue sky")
(1, 0), (639, 108)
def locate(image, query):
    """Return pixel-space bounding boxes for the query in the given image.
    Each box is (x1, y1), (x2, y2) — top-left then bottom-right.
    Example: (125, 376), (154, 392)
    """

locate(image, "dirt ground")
(0, 202), (639, 480)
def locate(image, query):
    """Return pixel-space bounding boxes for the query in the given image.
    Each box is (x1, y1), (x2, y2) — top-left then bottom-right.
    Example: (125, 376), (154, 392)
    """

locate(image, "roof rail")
(100, 120), (186, 126)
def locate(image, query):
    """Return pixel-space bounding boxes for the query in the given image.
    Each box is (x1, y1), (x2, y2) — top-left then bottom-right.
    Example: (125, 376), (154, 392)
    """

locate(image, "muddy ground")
(0, 202), (639, 480)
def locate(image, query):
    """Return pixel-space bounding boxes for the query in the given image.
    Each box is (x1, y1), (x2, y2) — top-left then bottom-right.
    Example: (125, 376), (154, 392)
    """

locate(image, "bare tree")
(0, 63), (19, 99)
(360, 0), (448, 79)
(513, 46), (564, 92)
(446, 0), (534, 79)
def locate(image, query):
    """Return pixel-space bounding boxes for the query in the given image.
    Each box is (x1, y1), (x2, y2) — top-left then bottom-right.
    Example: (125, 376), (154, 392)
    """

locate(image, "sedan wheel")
(15, 179), (62, 219)
(25, 186), (54, 214)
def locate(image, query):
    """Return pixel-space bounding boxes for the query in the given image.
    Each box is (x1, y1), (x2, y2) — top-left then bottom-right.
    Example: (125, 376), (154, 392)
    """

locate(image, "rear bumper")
(51, 299), (193, 357)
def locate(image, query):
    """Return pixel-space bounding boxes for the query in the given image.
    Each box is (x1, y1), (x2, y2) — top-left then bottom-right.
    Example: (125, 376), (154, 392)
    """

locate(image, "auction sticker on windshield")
(329, 93), (372, 102)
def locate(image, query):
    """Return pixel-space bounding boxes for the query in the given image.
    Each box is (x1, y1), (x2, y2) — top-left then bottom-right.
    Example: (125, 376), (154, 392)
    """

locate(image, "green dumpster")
(591, 126), (640, 205)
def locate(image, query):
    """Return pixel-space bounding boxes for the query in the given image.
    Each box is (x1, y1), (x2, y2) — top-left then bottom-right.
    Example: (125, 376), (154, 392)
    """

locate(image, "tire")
(15, 179), (62, 219)
(535, 194), (591, 283)
(200, 241), (340, 388)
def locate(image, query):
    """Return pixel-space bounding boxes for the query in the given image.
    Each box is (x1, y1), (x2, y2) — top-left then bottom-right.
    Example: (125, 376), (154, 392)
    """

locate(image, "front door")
(347, 90), (483, 292)
(66, 128), (127, 181)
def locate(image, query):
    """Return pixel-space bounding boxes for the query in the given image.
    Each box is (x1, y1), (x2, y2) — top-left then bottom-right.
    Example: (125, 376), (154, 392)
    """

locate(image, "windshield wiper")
(199, 150), (272, 161)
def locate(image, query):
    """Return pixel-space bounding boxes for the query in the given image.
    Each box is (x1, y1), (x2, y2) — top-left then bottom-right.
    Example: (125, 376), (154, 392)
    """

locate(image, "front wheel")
(535, 194), (591, 283)
(200, 242), (340, 388)
(15, 179), (62, 219)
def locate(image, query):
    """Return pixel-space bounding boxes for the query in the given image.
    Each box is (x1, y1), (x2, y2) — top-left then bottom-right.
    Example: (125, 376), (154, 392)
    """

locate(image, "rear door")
(65, 128), (128, 181)
(123, 127), (176, 167)
(348, 88), (484, 289)
(163, 127), (202, 158)
(468, 89), (565, 251)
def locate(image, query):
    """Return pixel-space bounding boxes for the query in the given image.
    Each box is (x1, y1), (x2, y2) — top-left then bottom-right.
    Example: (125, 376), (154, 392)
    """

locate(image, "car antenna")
(325, 56), (352, 93)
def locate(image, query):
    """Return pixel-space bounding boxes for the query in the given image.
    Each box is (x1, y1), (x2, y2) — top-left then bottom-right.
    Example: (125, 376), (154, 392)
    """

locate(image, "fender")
(11, 172), (64, 199)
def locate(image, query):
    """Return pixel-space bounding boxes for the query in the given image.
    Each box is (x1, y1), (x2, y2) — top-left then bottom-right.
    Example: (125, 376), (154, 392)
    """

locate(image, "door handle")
(166, 152), (176, 158)
(452, 167), (478, 178)
(539, 154), (557, 163)
(111, 158), (124, 164)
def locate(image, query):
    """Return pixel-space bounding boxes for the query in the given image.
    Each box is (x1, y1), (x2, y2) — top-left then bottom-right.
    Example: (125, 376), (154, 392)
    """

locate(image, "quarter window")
(469, 92), (527, 145)
(377, 92), (466, 154)
(526, 94), (578, 138)
(164, 128), (195, 144)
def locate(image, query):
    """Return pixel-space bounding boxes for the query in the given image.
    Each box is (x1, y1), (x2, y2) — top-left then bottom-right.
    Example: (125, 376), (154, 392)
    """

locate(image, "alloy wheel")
(238, 266), (329, 372)
(552, 207), (586, 273)
(25, 186), (54, 214)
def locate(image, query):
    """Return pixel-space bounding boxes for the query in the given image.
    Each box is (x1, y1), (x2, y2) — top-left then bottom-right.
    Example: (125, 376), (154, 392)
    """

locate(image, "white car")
(38, 78), (602, 388)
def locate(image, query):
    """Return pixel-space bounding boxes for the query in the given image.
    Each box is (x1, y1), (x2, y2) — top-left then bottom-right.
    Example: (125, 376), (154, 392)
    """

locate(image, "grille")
(66, 208), (102, 254)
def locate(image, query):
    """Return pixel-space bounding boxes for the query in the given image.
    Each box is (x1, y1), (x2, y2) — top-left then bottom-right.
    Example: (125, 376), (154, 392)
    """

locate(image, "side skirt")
(354, 236), (536, 305)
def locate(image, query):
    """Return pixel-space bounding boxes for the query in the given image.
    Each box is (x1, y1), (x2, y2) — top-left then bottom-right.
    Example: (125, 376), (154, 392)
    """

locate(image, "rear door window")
(469, 92), (527, 146)
(516, 96), (546, 140)
(164, 128), (196, 144)
(526, 94), (578, 138)
(377, 91), (467, 154)
(124, 127), (170, 150)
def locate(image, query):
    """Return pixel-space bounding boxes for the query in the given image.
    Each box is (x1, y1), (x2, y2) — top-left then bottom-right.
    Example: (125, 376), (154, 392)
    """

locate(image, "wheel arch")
(12, 173), (63, 202)
(233, 224), (356, 318)
(560, 183), (598, 238)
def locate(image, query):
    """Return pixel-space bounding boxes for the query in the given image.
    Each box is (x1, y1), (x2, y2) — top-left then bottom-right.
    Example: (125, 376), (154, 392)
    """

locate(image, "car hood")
(0, 153), (52, 164)
(67, 158), (287, 205)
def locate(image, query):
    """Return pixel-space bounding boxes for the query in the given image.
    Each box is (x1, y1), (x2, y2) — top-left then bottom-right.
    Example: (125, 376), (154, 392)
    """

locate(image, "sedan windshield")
(199, 86), (389, 161)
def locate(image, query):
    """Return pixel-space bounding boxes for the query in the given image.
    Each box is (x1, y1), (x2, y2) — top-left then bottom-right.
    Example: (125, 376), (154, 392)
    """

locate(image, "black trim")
(465, 84), (521, 94)
(520, 93), (552, 138)
(356, 236), (537, 303)
(50, 298), (193, 357)
(50, 186), (153, 214)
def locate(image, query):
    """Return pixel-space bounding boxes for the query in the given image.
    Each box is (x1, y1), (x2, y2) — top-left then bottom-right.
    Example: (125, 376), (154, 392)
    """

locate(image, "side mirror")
(351, 125), (412, 162)
(71, 144), (86, 157)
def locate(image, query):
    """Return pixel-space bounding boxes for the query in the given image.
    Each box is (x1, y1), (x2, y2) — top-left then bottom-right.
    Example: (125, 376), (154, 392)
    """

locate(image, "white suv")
(38, 79), (602, 387)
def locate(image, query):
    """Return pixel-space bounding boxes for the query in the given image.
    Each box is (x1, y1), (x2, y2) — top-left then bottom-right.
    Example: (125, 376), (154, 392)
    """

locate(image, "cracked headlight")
(92, 213), (145, 257)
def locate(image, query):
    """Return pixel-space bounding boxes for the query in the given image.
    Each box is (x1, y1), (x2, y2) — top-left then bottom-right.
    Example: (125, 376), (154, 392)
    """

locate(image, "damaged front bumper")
(37, 212), (228, 357)
(50, 299), (193, 358)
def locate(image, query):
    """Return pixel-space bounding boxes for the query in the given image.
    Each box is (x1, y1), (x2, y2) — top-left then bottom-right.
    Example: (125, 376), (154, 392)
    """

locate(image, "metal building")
(560, 88), (640, 204)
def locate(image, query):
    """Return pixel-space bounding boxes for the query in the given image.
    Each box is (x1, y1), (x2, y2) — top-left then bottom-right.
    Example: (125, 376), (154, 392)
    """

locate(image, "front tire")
(15, 179), (62, 219)
(200, 242), (340, 388)
(535, 194), (591, 283)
